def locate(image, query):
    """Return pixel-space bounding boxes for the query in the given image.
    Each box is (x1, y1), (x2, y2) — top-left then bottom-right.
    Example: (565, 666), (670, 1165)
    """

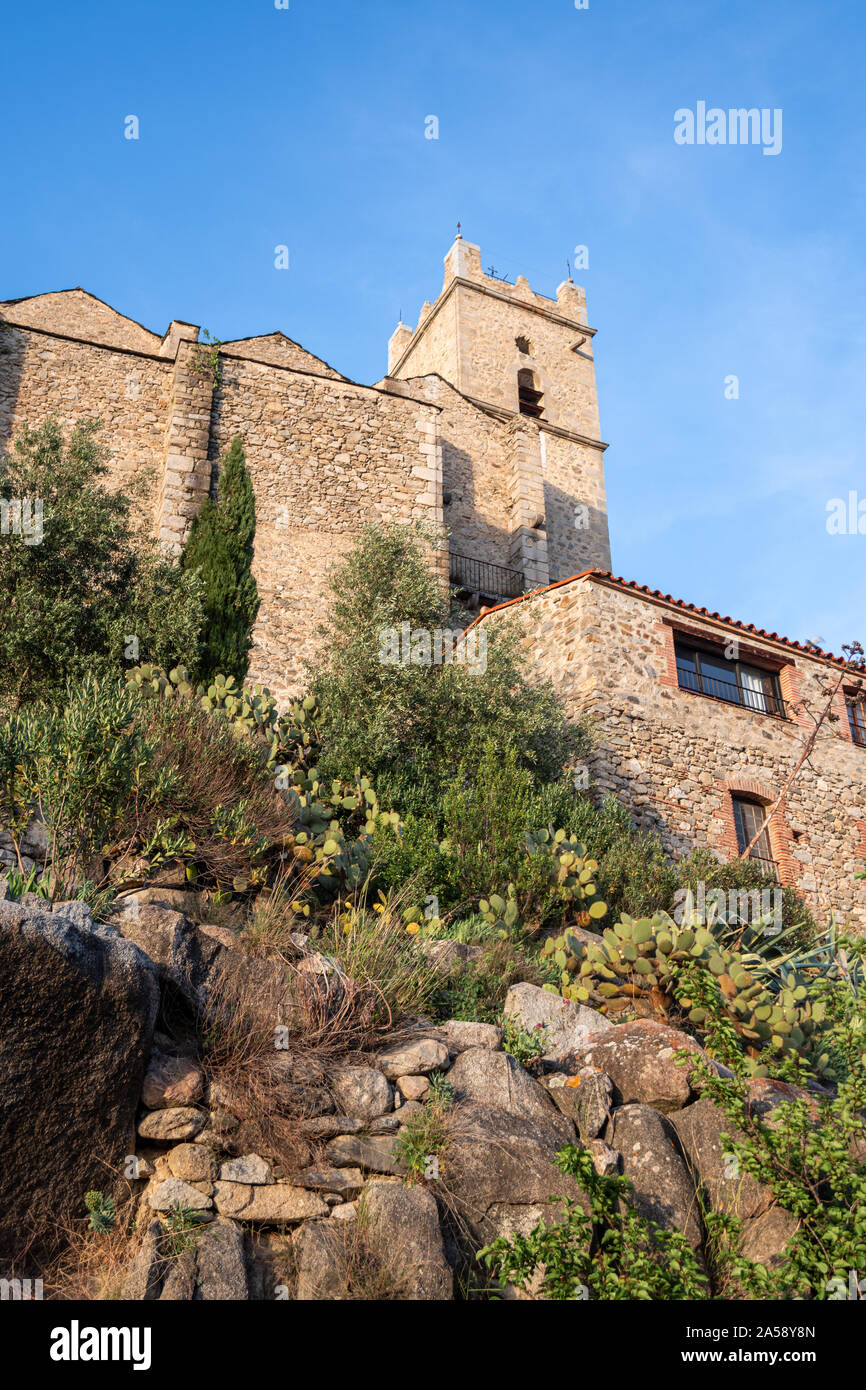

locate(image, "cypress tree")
(182, 434), (260, 683)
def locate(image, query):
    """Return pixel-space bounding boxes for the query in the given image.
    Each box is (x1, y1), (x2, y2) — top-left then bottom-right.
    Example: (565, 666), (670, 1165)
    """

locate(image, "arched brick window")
(717, 776), (797, 885)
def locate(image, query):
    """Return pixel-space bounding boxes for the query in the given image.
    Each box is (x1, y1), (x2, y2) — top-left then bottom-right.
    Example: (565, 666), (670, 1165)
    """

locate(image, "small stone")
(503, 983), (612, 1068)
(300, 1115), (365, 1139)
(331, 1202), (357, 1222)
(296, 1166), (364, 1197)
(148, 1178), (213, 1212)
(330, 1066), (394, 1121)
(376, 1038), (450, 1079)
(213, 1181), (328, 1223)
(397, 1074), (429, 1102)
(167, 1144), (215, 1183)
(218, 1153), (273, 1185)
(546, 1068), (614, 1139)
(137, 1107), (206, 1143)
(199, 924), (240, 949)
(121, 1219), (165, 1300)
(159, 1248), (197, 1300)
(195, 1218), (251, 1299)
(586, 1139), (620, 1176)
(440, 1020), (504, 1052)
(324, 1134), (407, 1176)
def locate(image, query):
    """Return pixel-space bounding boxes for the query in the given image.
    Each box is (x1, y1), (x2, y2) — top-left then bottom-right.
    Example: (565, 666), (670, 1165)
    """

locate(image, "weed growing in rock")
(478, 1146), (709, 1300)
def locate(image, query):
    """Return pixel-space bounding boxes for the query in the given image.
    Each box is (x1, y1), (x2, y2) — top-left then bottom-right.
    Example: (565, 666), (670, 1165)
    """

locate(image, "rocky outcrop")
(3, 893), (815, 1299)
(563, 1019), (707, 1113)
(503, 982), (612, 1067)
(0, 899), (158, 1260)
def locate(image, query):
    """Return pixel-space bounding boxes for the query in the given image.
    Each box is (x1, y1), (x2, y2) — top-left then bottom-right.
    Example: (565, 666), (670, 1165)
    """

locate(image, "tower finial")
(456, 220), (462, 239)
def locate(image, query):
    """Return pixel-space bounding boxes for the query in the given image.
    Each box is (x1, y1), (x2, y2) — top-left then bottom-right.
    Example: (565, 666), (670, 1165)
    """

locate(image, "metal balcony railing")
(677, 666), (787, 720)
(449, 552), (524, 600)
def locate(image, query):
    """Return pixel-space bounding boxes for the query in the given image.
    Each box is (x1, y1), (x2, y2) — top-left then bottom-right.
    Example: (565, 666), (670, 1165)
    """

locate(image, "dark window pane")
(848, 698), (866, 746)
(699, 656), (739, 703)
(732, 797), (775, 871)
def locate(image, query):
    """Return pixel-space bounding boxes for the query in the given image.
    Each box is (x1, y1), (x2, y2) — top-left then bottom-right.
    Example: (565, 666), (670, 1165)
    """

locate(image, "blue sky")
(2, 0), (864, 655)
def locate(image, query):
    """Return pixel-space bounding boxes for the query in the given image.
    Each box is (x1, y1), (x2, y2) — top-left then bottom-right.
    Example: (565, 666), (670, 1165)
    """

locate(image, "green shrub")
(478, 1146), (709, 1300)
(0, 418), (202, 709)
(181, 434), (260, 684)
(309, 523), (579, 820)
(430, 935), (559, 1024)
(674, 846), (817, 945)
(392, 1081), (454, 1185)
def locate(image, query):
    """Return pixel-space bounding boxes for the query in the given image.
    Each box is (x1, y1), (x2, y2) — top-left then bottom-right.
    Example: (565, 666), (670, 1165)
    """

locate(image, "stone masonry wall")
(0, 298), (443, 706)
(475, 575), (866, 928)
(0, 289), (161, 353)
(541, 429), (612, 579)
(210, 355), (442, 701)
(0, 319), (172, 531)
(398, 374), (513, 571)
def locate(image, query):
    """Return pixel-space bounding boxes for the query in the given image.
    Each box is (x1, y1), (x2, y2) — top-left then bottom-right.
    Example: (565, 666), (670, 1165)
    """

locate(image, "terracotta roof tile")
(470, 569), (864, 672)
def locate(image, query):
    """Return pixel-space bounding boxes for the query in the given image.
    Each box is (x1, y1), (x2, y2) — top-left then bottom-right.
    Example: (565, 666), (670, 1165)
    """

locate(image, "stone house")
(1, 238), (863, 923)
(468, 571), (866, 926)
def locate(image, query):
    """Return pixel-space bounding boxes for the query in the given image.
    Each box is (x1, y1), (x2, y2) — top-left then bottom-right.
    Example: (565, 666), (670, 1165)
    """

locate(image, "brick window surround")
(715, 776), (797, 886)
(842, 687), (866, 747)
(657, 620), (812, 727)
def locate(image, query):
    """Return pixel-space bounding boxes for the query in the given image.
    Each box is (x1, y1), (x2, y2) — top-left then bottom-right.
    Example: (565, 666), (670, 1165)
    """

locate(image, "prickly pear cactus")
(480, 834), (608, 936)
(543, 910), (826, 1073)
(479, 886), (521, 933)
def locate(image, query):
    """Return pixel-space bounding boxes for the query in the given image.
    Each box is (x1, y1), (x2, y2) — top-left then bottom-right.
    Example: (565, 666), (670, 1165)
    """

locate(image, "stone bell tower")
(385, 234), (611, 596)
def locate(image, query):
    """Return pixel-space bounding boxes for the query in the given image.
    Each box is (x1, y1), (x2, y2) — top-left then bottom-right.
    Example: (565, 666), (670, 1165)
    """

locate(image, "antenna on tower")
(566, 258), (572, 282)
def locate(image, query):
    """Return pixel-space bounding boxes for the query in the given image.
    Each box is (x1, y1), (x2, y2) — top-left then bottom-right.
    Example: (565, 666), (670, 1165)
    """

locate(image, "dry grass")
(194, 888), (440, 1176)
(40, 1192), (141, 1301)
(139, 699), (298, 888)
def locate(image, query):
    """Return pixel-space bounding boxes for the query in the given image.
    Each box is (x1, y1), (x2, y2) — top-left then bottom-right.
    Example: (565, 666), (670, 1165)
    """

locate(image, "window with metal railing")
(847, 694), (866, 747)
(674, 639), (787, 718)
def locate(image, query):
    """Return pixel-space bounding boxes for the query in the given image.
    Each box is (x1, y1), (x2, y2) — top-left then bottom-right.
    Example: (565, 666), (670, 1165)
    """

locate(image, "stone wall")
(210, 355), (442, 701)
(0, 317), (172, 530)
(397, 374), (514, 571)
(0, 294), (443, 705)
(541, 429), (612, 579)
(0, 289), (161, 353)
(474, 573), (866, 927)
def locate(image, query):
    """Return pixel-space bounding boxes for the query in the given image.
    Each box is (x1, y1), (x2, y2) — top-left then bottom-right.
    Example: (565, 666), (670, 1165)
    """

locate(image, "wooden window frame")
(846, 691), (866, 747)
(674, 636), (787, 719)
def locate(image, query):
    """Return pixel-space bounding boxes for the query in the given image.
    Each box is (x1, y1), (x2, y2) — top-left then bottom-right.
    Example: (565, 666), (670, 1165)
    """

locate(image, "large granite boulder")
(116, 902), (299, 1028)
(443, 1048), (585, 1242)
(0, 900), (158, 1260)
(608, 1103), (704, 1250)
(503, 982), (612, 1067)
(563, 1020), (707, 1113)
